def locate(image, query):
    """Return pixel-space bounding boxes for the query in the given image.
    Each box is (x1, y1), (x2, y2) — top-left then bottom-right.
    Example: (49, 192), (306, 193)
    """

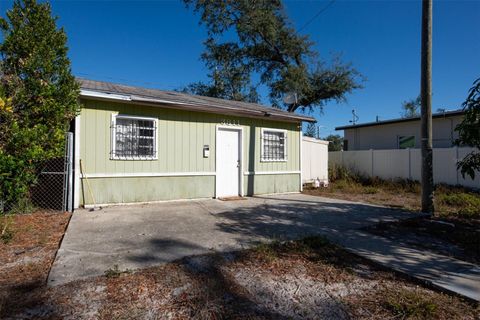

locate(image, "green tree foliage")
(183, 0), (362, 111)
(401, 96), (421, 118)
(455, 78), (480, 179)
(181, 39), (259, 103)
(324, 134), (343, 152)
(303, 122), (317, 138)
(0, 0), (80, 211)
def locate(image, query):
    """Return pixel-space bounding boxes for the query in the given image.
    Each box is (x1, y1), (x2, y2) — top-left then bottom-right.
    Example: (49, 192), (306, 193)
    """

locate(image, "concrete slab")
(49, 194), (411, 285)
(338, 230), (480, 302)
(48, 193), (480, 301)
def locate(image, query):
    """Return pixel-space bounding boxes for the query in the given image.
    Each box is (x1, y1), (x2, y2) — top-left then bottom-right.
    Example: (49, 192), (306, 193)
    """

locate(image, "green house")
(74, 79), (315, 208)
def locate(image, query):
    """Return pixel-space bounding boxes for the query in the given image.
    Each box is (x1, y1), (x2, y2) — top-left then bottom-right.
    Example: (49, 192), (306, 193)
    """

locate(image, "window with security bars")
(261, 129), (287, 161)
(112, 115), (157, 159)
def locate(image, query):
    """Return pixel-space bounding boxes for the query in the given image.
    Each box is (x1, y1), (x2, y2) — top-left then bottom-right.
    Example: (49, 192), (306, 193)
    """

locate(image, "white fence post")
(370, 149), (374, 177)
(408, 148), (411, 180)
(455, 146), (459, 186)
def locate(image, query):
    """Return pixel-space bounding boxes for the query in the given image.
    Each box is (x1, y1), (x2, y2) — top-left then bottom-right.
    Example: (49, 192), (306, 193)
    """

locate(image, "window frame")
(111, 114), (158, 160)
(260, 128), (288, 162)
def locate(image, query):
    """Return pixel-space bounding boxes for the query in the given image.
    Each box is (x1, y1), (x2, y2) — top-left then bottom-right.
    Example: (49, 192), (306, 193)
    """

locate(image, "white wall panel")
(329, 147), (479, 189)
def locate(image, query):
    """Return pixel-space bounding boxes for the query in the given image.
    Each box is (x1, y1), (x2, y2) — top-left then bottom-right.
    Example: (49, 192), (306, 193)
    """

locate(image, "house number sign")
(220, 119), (240, 126)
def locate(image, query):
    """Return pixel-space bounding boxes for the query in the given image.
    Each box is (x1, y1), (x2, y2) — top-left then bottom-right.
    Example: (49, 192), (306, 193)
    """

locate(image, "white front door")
(216, 128), (241, 197)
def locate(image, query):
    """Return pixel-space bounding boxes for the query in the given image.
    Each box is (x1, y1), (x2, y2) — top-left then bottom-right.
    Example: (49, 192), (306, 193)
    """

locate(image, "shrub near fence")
(329, 147), (479, 189)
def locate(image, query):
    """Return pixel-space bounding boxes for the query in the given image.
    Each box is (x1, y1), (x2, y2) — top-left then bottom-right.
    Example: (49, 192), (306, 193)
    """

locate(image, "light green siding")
(79, 99), (301, 205)
(244, 174), (300, 195)
(81, 176), (215, 204)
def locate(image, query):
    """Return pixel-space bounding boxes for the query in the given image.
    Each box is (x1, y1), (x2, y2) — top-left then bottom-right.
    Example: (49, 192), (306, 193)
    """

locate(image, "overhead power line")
(298, 0), (336, 32)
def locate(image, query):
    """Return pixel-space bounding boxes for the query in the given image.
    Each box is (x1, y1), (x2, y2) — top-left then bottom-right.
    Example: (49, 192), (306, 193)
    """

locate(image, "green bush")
(0, 0), (80, 212)
(329, 165), (361, 182)
(0, 153), (37, 213)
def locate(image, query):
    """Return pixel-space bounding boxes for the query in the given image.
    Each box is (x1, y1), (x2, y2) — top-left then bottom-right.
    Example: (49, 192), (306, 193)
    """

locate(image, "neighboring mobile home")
(74, 79), (315, 208)
(335, 110), (465, 151)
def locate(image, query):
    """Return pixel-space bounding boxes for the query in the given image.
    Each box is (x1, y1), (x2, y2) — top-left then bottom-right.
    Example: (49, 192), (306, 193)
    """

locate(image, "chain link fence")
(1, 132), (74, 213)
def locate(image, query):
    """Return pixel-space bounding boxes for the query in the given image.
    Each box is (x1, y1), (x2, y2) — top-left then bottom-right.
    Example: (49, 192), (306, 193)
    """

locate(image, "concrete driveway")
(49, 194), (414, 285)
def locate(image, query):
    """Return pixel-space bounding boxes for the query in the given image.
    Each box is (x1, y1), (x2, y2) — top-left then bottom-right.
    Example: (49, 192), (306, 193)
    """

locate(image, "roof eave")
(335, 110), (464, 130)
(79, 89), (316, 123)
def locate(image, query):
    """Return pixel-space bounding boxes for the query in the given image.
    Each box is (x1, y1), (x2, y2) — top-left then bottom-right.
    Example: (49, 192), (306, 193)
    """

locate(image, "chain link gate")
(30, 132), (74, 212)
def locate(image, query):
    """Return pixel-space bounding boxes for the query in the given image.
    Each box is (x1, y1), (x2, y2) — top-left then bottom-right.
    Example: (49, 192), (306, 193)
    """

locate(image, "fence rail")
(329, 147), (479, 189)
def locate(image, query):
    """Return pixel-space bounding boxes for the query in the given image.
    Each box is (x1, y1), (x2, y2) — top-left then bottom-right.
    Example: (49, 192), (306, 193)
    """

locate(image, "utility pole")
(420, 0), (434, 213)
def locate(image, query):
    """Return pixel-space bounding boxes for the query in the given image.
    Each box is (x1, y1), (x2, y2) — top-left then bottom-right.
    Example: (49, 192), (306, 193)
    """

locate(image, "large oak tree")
(183, 0), (362, 112)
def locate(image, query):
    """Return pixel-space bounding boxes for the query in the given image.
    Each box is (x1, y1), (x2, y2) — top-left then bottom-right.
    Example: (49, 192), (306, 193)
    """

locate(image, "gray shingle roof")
(78, 78), (315, 123)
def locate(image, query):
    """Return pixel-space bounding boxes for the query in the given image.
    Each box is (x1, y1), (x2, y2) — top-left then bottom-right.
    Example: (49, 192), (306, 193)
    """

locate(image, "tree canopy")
(400, 96), (421, 118)
(182, 0), (362, 112)
(324, 134), (343, 152)
(455, 78), (480, 179)
(303, 122), (317, 138)
(0, 0), (79, 211)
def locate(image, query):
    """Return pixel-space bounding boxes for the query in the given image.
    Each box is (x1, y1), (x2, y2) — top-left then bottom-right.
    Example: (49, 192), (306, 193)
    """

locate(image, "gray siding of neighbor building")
(343, 115), (463, 150)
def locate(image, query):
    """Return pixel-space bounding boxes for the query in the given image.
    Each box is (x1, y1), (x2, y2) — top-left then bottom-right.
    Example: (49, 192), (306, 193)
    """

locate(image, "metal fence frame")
(29, 132), (74, 212)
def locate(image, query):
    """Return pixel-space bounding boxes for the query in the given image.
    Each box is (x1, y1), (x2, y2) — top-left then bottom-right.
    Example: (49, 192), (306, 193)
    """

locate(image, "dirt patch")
(303, 181), (421, 211)
(0, 211), (70, 315)
(2, 236), (477, 319)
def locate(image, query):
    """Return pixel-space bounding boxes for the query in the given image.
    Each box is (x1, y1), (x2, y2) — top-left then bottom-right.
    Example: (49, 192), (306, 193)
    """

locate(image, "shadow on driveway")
(48, 194), (417, 286)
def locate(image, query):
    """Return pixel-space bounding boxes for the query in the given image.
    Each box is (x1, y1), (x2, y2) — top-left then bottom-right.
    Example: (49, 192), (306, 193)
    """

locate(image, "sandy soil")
(2, 235), (477, 319)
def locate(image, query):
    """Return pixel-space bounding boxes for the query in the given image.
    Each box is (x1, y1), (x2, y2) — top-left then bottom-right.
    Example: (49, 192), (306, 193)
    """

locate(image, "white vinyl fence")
(329, 147), (479, 189)
(302, 137), (329, 184)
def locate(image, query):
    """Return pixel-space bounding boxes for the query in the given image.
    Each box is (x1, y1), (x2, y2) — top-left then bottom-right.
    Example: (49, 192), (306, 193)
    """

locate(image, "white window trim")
(260, 128), (288, 162)
(111, 113), (158, 160)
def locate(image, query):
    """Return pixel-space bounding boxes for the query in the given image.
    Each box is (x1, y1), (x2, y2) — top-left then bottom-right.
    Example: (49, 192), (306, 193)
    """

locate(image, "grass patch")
(0, 214), (15, 244)
(436, 192), (480, 218)
(384, 288), (438, 318)
(306, 165), (480, 219)
(252, 240), (282, 262)
(104, 264), (131, 278)
(252, 236), (331, 261)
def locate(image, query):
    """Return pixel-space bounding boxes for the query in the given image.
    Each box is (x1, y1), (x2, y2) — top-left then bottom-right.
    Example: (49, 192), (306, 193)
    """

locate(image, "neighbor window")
(261, 128), (287, 161)
(398, 135), (415, 149)
(111, 115), (157, 159)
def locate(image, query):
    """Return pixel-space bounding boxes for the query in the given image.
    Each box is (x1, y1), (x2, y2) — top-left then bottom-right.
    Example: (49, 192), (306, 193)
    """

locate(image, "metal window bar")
(112, 118), (156, 159)
(262, 131), (287, 161)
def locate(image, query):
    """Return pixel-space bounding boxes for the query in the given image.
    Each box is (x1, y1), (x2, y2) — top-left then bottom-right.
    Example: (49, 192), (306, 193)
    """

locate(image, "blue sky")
(1, 0), (479, 137)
